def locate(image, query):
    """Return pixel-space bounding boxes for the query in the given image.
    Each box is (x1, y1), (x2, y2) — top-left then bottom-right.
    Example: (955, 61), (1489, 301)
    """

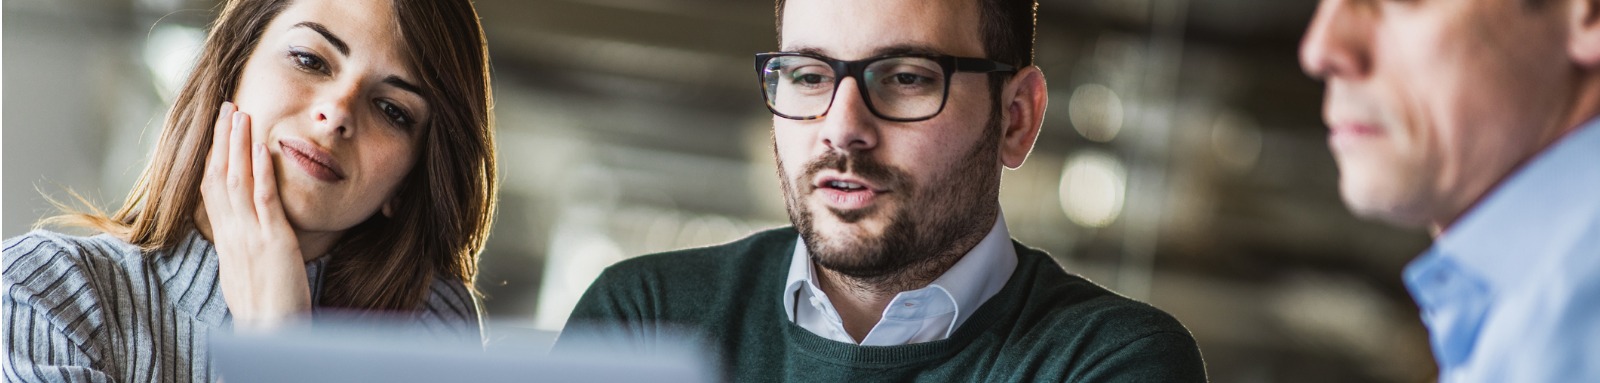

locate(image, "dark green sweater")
(559, 227), (1206, 382)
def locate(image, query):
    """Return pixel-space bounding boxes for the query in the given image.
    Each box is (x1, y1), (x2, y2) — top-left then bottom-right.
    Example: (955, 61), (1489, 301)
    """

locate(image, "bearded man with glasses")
(558, 0), (1207, 380)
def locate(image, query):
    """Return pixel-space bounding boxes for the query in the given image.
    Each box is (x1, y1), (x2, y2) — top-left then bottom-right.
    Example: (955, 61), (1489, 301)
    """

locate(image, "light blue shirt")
(1404, 119), (1600, 382)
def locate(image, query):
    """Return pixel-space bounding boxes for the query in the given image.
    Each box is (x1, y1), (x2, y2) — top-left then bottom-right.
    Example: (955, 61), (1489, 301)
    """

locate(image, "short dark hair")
(774, 0), (1037, 68)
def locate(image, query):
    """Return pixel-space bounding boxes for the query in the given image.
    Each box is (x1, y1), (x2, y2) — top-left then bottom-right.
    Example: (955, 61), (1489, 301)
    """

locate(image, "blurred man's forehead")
(778, 0), (984, 60)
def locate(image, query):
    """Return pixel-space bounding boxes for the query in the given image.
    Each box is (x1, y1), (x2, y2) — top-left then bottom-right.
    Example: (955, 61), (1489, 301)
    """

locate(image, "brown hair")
(46, 0), (496, 312)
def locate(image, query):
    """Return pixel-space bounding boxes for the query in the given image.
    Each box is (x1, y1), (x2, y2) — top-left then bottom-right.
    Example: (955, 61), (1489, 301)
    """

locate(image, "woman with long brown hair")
(2, 0), (496, 381)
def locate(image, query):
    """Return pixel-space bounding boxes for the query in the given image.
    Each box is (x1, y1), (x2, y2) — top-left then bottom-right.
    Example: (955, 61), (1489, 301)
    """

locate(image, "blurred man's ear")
(1569, 0), (1600, 67)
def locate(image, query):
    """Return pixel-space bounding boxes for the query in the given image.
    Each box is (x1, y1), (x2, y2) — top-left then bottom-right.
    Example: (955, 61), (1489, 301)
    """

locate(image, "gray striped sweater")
(2, 230), (482, 383)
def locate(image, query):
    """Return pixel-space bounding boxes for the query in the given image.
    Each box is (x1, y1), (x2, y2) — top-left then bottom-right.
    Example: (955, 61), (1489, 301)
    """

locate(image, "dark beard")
(775, 112), (1003, 287)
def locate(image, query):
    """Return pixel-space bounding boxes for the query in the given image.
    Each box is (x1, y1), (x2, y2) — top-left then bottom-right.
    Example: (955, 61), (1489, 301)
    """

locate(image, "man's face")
(1299, 0), (1574, 228)
(775, 0), (1002, 278)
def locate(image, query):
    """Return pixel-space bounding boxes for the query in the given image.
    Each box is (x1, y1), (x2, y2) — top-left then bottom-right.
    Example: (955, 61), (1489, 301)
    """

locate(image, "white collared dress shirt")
(782, 213), (1018, 346)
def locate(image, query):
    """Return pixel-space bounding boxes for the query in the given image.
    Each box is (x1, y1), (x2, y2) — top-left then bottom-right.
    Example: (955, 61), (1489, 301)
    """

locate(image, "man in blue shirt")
(1299, 0), (1600, 381)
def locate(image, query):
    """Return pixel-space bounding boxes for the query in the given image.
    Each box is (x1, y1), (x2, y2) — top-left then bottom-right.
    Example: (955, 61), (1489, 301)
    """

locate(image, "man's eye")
(892, 73), (927, 85)
(796, 73), (825, 84)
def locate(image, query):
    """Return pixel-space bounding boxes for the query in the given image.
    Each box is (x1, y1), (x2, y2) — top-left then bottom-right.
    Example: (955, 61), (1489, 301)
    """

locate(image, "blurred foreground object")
(211, 318), (714, 383)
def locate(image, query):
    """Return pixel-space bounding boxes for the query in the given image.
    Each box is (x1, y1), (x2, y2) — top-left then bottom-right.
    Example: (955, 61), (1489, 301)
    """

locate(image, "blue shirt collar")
(1423, 118), (1600, 292)
(1404, 118), (1600, 370)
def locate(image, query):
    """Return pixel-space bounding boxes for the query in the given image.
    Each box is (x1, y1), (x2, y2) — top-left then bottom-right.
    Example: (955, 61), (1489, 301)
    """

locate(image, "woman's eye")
(376, 100), (415, 129)
(288, 48), (329, 74)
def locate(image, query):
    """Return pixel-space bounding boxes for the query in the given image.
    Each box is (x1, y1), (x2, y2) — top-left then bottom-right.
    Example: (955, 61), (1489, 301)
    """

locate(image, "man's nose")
(1300, 0), (1374, 81)
(817, 77), (880, 153)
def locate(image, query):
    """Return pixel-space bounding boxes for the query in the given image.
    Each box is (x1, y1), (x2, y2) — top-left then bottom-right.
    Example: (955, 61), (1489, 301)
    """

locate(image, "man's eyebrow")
(383, 75), (424, 98)
(781, 44), (947, 59)
(293, 21), (349, 56)
(783, 45), (828, 57)
(870, 44), (944, 57)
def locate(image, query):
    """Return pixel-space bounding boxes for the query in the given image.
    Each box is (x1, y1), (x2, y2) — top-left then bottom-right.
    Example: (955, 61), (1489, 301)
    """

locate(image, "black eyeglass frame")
(754, 52), (1018, 122)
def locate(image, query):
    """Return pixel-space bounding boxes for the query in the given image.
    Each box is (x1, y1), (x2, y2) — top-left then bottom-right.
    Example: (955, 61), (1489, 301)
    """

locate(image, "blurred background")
(3, 0), (1437, 381)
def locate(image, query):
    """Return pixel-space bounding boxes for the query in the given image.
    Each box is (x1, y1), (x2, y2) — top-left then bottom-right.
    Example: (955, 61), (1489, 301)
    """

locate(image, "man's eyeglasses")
(755, 52), (1017, 122)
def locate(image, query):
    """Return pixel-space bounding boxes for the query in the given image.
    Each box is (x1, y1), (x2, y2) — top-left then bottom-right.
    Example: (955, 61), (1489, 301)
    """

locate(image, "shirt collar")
(783, 234), (819, 323)
(782, 211), (1018, 334)
(1420, 118), (1600, 293)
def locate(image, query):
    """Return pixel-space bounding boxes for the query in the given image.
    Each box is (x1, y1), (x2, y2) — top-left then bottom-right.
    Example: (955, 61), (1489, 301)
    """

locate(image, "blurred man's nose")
(1300, 0), (1374, 80)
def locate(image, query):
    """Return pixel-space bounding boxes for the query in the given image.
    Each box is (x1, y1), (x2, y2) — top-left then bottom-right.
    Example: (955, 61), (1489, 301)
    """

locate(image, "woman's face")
(232, 0), (428, 237)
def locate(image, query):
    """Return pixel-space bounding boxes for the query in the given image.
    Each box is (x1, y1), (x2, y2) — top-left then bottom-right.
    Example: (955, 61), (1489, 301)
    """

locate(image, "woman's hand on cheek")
(201, 102), (312, 331)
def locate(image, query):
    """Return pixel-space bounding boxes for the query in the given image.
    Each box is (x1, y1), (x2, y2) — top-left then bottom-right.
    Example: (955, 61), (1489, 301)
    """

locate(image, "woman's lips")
(278, 139), (346, 182)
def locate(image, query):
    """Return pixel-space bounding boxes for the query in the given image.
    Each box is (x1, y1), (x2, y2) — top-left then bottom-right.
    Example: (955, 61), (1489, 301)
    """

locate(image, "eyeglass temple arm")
(953, 58), (1018, 73)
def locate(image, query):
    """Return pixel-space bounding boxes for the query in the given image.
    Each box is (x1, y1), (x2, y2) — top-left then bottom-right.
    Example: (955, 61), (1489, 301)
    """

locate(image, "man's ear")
(1569, 0), (1600, 67)
(999, 66), (1048, 169)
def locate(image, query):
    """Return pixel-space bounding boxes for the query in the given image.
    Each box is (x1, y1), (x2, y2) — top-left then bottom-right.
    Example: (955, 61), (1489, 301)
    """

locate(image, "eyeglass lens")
(762, 55), (948, 120)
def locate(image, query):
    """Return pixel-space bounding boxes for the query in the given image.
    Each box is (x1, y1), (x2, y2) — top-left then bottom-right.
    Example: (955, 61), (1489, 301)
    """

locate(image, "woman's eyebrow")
(289, 22), (423, 99)
(293, 21), (349, 56)
(383, 75), (424, 98)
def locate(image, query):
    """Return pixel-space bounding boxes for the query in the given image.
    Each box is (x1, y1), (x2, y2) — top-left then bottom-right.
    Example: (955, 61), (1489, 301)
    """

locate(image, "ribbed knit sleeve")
(416, 277), (484, 343)
(4, 233), (118, 383)
(3, 229), (484, 383)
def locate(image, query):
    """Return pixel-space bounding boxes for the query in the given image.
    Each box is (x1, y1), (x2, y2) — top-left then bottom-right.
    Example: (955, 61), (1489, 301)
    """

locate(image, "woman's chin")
(280, 199), (371, 236)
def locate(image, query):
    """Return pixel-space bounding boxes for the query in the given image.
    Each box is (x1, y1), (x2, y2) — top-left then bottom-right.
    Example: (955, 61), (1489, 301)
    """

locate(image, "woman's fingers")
(206, 102), (234, 178)
(251, 142), (290, 228)
(202, 105), (309, 330)
(227, 110), (257, 219)
(202, 102), (237, 217)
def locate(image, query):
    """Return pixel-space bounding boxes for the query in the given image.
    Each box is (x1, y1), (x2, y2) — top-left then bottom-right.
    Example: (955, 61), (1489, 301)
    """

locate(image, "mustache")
(797, 151), (910, 194)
